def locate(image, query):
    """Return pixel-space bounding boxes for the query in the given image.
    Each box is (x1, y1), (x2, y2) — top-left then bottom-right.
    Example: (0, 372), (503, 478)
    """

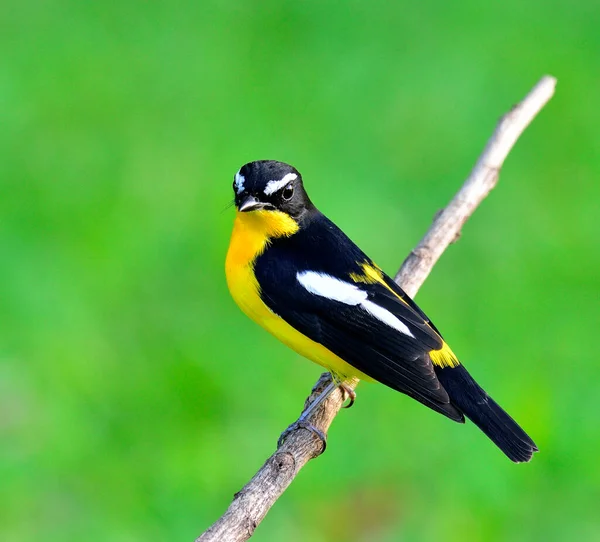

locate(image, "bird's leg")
(277, 377), (359, 453)
(277, 380), (338, 452)
(297, 381), (338, 421)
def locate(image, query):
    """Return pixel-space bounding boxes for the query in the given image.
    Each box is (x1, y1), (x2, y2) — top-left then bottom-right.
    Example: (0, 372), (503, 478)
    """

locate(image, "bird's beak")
(238, 196), (265, 212)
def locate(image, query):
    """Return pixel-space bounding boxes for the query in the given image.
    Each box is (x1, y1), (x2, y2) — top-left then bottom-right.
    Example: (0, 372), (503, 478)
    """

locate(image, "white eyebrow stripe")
(264, 173), (298, 196)
(234, 171), (245, 194)
(296, 271), (415, 338)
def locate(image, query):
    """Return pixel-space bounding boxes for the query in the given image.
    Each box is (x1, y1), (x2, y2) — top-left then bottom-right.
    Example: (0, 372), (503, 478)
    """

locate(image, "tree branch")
(395, 75), (557, 297)
(198, 75), (556, 542)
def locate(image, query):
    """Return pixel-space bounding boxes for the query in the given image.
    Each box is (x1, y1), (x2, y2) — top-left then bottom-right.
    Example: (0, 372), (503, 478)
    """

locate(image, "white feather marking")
(297, 271), (366, 305)
(296, 271), (415, 338)
(264, 173), (298, 196)
(234, 171), (245, 194)
(361, 300), (415, 338)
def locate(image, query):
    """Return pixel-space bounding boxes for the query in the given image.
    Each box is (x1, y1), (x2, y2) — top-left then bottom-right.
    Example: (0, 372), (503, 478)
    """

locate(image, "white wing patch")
(264, 173), (298, 196)
(297, 271), (367, 305)
(296, 271), (415, 338)
(234, 171), (245, 194)
(361, 299), (414, 337)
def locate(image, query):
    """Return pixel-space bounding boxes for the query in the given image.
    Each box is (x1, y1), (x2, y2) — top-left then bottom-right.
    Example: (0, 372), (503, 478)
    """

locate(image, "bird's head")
(232, 160), (313, 221)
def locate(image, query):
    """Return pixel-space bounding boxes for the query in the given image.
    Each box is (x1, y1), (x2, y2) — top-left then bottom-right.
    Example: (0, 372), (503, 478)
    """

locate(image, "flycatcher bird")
(225, 160), (537, 462)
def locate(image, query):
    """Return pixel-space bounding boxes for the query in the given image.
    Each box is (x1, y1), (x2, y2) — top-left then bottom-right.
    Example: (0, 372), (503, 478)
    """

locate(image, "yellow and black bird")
(225, 160), (538, 462)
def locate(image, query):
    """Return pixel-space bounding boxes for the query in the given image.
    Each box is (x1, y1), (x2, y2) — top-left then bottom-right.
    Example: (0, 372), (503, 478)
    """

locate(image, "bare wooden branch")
(396, 75), (556, 297)
(198, 75), (556, 542)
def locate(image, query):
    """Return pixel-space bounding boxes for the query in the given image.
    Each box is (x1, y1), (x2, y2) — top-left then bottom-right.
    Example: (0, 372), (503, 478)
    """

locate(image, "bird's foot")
(339, 383), (357, 408)
(277, 420), (327, 455)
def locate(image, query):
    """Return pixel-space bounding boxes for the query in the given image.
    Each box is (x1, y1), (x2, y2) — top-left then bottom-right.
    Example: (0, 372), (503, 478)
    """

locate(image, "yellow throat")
(225, 209), (374, 381)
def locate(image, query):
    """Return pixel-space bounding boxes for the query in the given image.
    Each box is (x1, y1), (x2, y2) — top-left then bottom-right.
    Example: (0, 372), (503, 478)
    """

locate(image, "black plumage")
(234, 160), (538, 462)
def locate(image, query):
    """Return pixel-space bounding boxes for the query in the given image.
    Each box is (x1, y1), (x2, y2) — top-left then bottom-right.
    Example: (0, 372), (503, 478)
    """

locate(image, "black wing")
(255, 247), (463, 420)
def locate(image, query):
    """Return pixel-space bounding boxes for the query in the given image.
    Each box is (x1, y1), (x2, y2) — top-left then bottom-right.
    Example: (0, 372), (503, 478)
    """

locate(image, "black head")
(233, 160), (313, 219)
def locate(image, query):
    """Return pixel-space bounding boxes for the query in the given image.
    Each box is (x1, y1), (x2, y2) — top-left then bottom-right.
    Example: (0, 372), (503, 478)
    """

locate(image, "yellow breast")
(225, 210), (373, 381)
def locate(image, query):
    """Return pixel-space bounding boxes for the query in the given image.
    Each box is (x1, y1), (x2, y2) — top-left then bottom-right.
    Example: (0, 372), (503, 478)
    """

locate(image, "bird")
(225, 160), (538, 462)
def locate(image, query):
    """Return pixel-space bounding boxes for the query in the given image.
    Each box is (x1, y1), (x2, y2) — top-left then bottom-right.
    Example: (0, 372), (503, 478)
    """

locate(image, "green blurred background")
(2, 1), (599, 540)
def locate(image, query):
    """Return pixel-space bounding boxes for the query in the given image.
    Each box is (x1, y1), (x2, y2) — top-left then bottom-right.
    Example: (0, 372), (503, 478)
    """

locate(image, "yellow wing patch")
(349, 262), (385, 285)
(430, 341), (460, 368)
(351, 262), (460, 369)
(350, 262), (410, 305)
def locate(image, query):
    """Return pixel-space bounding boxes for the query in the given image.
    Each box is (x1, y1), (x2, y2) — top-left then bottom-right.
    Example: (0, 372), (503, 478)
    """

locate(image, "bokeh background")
(2, 1), (599, 540)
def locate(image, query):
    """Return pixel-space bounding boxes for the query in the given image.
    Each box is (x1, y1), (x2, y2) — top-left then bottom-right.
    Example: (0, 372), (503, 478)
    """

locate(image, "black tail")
(435, 365), (538, 463)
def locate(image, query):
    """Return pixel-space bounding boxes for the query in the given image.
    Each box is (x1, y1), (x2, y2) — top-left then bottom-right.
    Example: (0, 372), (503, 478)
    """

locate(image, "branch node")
(272, 451), (296, 473)
(411, 246), (432, 262)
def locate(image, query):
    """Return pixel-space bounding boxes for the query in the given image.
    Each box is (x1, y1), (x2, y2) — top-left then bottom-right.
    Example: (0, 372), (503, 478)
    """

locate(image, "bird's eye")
(282, 184), (294, 201)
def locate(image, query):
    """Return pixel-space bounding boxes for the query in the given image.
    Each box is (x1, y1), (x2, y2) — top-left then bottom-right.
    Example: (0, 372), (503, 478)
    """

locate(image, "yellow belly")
(225, 210), (373, 381)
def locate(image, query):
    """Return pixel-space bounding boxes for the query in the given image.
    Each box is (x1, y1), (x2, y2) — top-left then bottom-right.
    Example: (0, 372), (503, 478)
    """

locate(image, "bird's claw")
(340, 383), (356, 408)
(277, 420), (327, 454)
